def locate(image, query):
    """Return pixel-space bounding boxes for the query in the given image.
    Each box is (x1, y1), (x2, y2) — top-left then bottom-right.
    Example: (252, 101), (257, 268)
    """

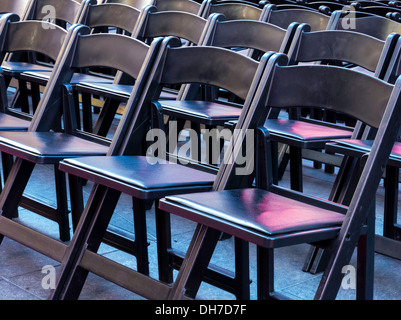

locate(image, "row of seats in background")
(0, 0), (401, 300)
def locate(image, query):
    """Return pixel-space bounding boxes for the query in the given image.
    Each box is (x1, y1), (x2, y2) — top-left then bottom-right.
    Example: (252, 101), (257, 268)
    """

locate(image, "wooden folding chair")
(49, 42), (273, 300)
(73, 5), (215, 137)
(158, 53), (401, 300)
(19, 1), (143, 131)
(3, 0), (94, 113)
(152, 15), (297, 165)
(0, 23), (163, 244)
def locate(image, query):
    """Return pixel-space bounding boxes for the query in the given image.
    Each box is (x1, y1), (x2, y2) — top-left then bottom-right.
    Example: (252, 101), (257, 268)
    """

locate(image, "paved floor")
(0, 92), (401, 300)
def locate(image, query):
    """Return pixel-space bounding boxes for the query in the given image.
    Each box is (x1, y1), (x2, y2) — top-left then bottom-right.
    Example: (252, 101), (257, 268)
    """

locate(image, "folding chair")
(262, 25), (401, 193)
(152, 16), (297, 165)
(19, 1), (143, 131)
(3, 0), (94, 114)
(72, 5), (214, 137)
(158, 53), (401, 300)
(49, 43), (272, 300)
(0, 23), (164, 245)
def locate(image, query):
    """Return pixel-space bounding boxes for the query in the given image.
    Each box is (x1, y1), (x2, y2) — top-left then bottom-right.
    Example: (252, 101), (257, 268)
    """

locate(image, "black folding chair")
(3, 0), (94, 113)
(201, 0), (269, 20)
(73, 6), (214, 137)
(158, 54), (401, 300)
(19, 2), (143, 131)
(0, 23), (163, 244)
(49, 43), (273, 300)
(154, 0), (206, 14)
(153, 16), (297, 165)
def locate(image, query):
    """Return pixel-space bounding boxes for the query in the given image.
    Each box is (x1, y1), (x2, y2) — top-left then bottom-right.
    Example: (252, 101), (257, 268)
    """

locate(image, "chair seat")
(159, 100), (243, 125)
(327, 139), (401, 166)
(265, 119), (353, 148)
(59, 156), (216, 199)
(0, 132), (109, 164)
(1, 61), (53, 74)
(160, 188), (345, 245)
(0, 113), (31, 131)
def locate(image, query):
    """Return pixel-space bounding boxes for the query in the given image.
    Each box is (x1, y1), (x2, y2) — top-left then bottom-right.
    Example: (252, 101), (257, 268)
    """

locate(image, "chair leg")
(54, 165), (70, 242)
(233, 237), (250, 300)
(132, 198), (150, 275)
(257, 246), (275, 300)
(289, 145), (303, 192)
(384, 166), (399, 239)
(356, 203), (375, 300)
(67, 174), (84, 231)
(50, 184), (121, 300)
(168, 224), (221, 299)
(155, 202), (174, 283)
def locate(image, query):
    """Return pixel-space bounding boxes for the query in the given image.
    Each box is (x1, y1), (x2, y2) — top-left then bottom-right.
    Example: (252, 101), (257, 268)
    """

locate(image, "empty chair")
(152, 15), (297, 164)
(262, 24), (401, 192)
(0, 21), (164, 244)
(73, 6), (214, 137)
(3, 0), (94, 113)
(157, 53), (401, 300)
(48, 43), (273, 300)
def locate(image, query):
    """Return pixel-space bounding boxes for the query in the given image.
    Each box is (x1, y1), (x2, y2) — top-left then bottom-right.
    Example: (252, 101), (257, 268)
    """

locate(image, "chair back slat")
(2, 20), (67, 61)
(203, 1), (264, 20)
(135, 10), (208, 44)
(154, 0), (203, 14)
(330, 10), (401, 40)
(101, 0), (156, 9)
(161, 46), (260, 101)
(84, 3), (140, 32)
(0, 0), (31, 19)
(266, 64), (394, 129)
(72, 33), (149, 79)
(266, 4), (331, 30)
(31, 0), (84, 24)
(289, 29), (386, 72)
(205, 19), (288, 53)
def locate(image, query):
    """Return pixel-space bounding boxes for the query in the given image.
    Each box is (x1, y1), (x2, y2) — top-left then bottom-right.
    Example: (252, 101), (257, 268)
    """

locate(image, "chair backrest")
(0, 0), (31, 19)
(112, 38), (272, 157)
(133, 6), (211, 46)
(16, 22), (163, 136)
(26, 0), (91, 25)
(154, 0), (204, 14)
(202, 14), (293, 53)
(177, 13), (296, 100)
(329, 9), (401, 40)
(202, 0), (268, 20)
(100, 0), (156, 9)
(287, 24), (400, 78)
(81, 2), (141, 33)
(0, 14), (67, 65)
(265, 3), (334, 30)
